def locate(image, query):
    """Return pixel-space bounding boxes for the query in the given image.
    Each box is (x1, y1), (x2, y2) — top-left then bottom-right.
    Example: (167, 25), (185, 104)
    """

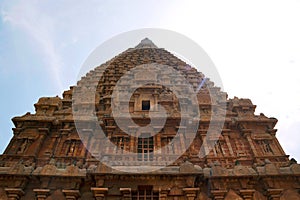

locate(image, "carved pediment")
(251, 133), (273, 140)
(17, 129), (39, 140)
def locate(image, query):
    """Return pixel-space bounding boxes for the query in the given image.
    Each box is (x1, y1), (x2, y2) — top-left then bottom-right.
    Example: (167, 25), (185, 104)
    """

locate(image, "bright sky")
(0, 0), (299, 161)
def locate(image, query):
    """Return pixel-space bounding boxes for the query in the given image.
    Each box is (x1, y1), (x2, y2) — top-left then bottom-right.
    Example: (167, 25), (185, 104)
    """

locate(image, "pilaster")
(91, 187), (108, 200)
(159, 188), (170, 200)
(4, 188), (25, 200)
(239, 189), (255, 200)
(183, 188), (199, 200)
(267, 189), (283, 200)
(62, 189), (81, 200)
(211, 189), (227, 200)
(120, 188), (131, 200)
(33, 189), (50, 200)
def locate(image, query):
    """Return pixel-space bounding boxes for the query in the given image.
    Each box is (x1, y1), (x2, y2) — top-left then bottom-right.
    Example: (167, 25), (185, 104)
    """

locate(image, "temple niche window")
(142, 100), (150, 111)
(17, 139), (32, 154)
(262, 140), (273, 154)
(61, 140), (83, 156)
(257, 140), (274, 154)
(214, 140), (225, 156)
(161, 137), (175, 154)
(99, 99), (105, 111)
(112, 136), (129, 153)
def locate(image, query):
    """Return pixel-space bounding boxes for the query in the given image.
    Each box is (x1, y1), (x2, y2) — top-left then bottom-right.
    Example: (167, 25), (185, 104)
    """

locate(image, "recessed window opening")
(142, 100), (150, 111)
(137, 133), (154, 161)
(132, 185), (158, 200)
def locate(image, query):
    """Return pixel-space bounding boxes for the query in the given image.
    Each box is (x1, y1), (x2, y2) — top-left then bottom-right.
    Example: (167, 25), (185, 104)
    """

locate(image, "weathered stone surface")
(290, 164), (300, 174)
(0, 188), (8, 200)
(211, 164), (228, 176)
(280, 189), (300, 200)
(265, 163), (280, 175)
(179, 161), (202, 173)
(253, 191), (267, 200)
(224, 189), (243, 200)
(279, 167), (292, 174)
(233, 165), (257, 176)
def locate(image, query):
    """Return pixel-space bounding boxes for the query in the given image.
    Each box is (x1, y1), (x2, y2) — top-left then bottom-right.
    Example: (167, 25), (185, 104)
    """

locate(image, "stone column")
(242, 130), (258, 156)
(33, 189), (50, 200)
(179, 131), (186, 154)
(211, 190), (227, 200)
(133, 94), (139, 111)
(4, 188), (25, 200)
(223, 132), (234, 156)
(128, 126), (137, 154)
(106, 129), (114, 155)
(81, 129), (93, 157)
(267, 189), (283, 200)
(35, 128), (49, 156)
(183, 188), (199, 200)
(62, 190), (80, 200)
(241, 126), (258, 157)
(91, 187), (108, 200)
(153, 93), (158, 111)
(200, 134), (209, 156)
(155, 133), (161, 154)
(239, 189), (255, 200)
(120, 188), (131, 200)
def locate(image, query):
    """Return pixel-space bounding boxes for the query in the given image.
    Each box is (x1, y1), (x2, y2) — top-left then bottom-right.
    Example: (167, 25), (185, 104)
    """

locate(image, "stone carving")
(233, 165), (257, 176)
(95, 163), (112, 173)
(210, 162), (228, 176)
(39, 164), (57, 175)
(265, 162), (279, 175)
(179, 161), (202, 174)
(17, 139), (29, 154)
(63, 165), (80, 176)
(8, 162), (25, 174)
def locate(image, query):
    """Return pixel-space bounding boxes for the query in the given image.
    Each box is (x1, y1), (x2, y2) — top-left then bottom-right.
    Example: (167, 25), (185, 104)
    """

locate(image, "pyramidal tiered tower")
(0, 38), (299, 200)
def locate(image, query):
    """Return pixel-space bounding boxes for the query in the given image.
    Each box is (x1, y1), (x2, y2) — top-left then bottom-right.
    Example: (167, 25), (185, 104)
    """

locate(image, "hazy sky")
(0, 0), (299, 161)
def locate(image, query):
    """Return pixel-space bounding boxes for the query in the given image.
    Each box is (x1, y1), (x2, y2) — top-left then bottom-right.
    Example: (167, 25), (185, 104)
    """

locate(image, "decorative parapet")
(203, 163), (300, 178)
(33, 163), (86, 177)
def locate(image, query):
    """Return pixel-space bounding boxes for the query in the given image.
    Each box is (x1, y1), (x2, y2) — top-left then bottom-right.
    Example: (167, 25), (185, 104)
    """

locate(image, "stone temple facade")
(0, 38), (300, 200)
